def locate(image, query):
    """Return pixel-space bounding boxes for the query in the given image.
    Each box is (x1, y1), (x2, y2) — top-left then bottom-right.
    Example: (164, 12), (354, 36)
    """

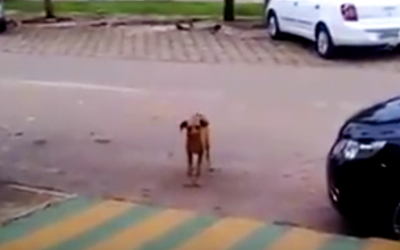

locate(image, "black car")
(327, 95), (400, 236)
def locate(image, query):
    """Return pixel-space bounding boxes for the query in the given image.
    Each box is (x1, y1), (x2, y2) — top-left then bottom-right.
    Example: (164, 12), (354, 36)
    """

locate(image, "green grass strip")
(5, 1), (264, 17)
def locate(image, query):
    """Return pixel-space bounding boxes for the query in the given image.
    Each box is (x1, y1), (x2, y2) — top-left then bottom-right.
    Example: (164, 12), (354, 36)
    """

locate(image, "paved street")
(1, 23), (400, 239)
(1, 197), (399, 250)
(0, 51), (400, 238)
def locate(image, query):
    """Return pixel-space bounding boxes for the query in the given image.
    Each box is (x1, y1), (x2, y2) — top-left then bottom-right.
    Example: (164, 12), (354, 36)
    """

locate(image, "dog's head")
(180, 113), (209, 136)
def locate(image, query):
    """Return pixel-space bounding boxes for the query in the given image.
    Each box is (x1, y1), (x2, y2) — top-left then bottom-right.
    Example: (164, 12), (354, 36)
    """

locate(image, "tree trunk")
(223, 0), (235, 21)
(43, 0), (56, 19)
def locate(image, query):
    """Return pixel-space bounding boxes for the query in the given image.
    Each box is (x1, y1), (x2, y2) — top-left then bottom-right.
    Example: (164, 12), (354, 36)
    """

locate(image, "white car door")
(273, 0), (298, 34)
(292, 0), (321, 39)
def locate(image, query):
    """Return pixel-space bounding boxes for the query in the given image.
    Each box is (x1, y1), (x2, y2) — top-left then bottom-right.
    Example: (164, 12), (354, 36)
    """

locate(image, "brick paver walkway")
(1, 25), (400, 71)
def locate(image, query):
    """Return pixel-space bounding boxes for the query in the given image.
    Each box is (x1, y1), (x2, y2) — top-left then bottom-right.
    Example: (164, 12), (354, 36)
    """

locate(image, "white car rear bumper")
(331, 20), (400, 47)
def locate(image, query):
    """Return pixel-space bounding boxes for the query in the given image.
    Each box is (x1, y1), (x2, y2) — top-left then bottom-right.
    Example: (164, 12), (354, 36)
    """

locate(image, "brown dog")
(180, 113), (214, 187)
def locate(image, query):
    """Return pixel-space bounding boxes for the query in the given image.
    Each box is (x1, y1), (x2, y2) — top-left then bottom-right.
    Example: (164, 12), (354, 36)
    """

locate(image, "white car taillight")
(341, 3), (358, 21)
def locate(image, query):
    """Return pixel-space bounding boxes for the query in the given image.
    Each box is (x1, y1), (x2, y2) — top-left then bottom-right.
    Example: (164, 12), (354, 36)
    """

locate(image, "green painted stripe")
(230, 224), (290, 250)
(136, 214), (218, 250)
(317, 235), (365, 250)
(45, 205), (162, 250)
(0, 198), (99, 244)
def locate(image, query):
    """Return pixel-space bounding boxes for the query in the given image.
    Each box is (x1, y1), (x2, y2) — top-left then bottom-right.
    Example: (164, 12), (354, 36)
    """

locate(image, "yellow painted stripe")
(266, 227), (329, 250)
(0, 200), (133, 250)
(174, 217), (264, 250)
(363, 238), (400, 250)
(86, 209), (195, 250)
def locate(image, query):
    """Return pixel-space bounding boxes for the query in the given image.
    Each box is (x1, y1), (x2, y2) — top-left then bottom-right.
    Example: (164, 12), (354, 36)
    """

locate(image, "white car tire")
(266, 12), (282, 40)
(315, 25), (335, 59)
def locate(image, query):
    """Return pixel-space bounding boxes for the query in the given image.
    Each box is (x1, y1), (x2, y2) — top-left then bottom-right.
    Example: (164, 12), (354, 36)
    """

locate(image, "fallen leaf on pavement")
(141, 188), (152, 193)
(94, 137), (112, 144)
(33, 138), (47, 145)
(214, 206), (222, 211)
(13, 131), (24, 137)
(282, 172), (292, 178)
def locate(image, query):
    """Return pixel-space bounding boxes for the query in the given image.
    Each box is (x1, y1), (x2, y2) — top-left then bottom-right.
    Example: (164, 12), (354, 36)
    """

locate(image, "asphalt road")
(0, 52), (399, 237)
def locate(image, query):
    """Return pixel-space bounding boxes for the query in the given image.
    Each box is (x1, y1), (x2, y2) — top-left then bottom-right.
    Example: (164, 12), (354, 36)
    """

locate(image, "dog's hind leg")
(187, 151), (194, 177)
(196, 152), (203, 176)
(193, 152), (203, 187)
(183, 152), (195, 188)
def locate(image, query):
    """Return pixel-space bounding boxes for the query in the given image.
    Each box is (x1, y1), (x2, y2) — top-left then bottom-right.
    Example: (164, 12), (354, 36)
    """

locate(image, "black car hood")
(341, 96), (400, 140)
(347, 96), (400, 125)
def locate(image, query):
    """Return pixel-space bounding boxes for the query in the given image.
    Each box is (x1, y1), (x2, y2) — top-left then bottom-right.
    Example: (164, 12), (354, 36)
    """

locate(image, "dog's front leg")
(192, 152), (203, 187)
(205, 148), (214, 172)
(183, 151), (196, 188)
(187, 151), (194, 177)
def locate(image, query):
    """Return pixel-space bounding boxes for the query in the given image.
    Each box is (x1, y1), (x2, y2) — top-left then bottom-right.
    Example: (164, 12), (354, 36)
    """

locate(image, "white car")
(265, 0), (400, 58)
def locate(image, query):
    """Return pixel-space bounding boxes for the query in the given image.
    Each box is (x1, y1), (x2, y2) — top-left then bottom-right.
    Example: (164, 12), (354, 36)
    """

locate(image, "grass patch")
(5, 1), (264, 17)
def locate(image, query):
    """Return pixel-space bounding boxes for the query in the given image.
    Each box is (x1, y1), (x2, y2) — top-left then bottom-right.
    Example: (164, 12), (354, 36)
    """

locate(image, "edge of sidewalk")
(1, 183), (399, 248)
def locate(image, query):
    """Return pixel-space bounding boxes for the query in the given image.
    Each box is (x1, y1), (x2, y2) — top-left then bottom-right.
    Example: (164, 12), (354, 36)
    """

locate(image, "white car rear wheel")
(316, 25), (335, 59)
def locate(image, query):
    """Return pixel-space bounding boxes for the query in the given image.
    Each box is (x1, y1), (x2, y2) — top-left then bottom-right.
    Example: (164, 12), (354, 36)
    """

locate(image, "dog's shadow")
(151, 165), (220, 194)
(180, 168), (221, 189)
(148, 166), (263, 217)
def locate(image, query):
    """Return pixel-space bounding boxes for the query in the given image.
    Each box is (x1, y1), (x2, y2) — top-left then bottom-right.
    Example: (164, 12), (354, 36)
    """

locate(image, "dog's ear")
(200, 119), (209, 127)
(180, 121), (188, 130)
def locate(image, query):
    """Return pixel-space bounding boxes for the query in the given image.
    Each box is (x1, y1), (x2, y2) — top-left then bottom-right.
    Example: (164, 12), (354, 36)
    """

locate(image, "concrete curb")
(0, 183), (77, 226)
(0, 196), (74, 226)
